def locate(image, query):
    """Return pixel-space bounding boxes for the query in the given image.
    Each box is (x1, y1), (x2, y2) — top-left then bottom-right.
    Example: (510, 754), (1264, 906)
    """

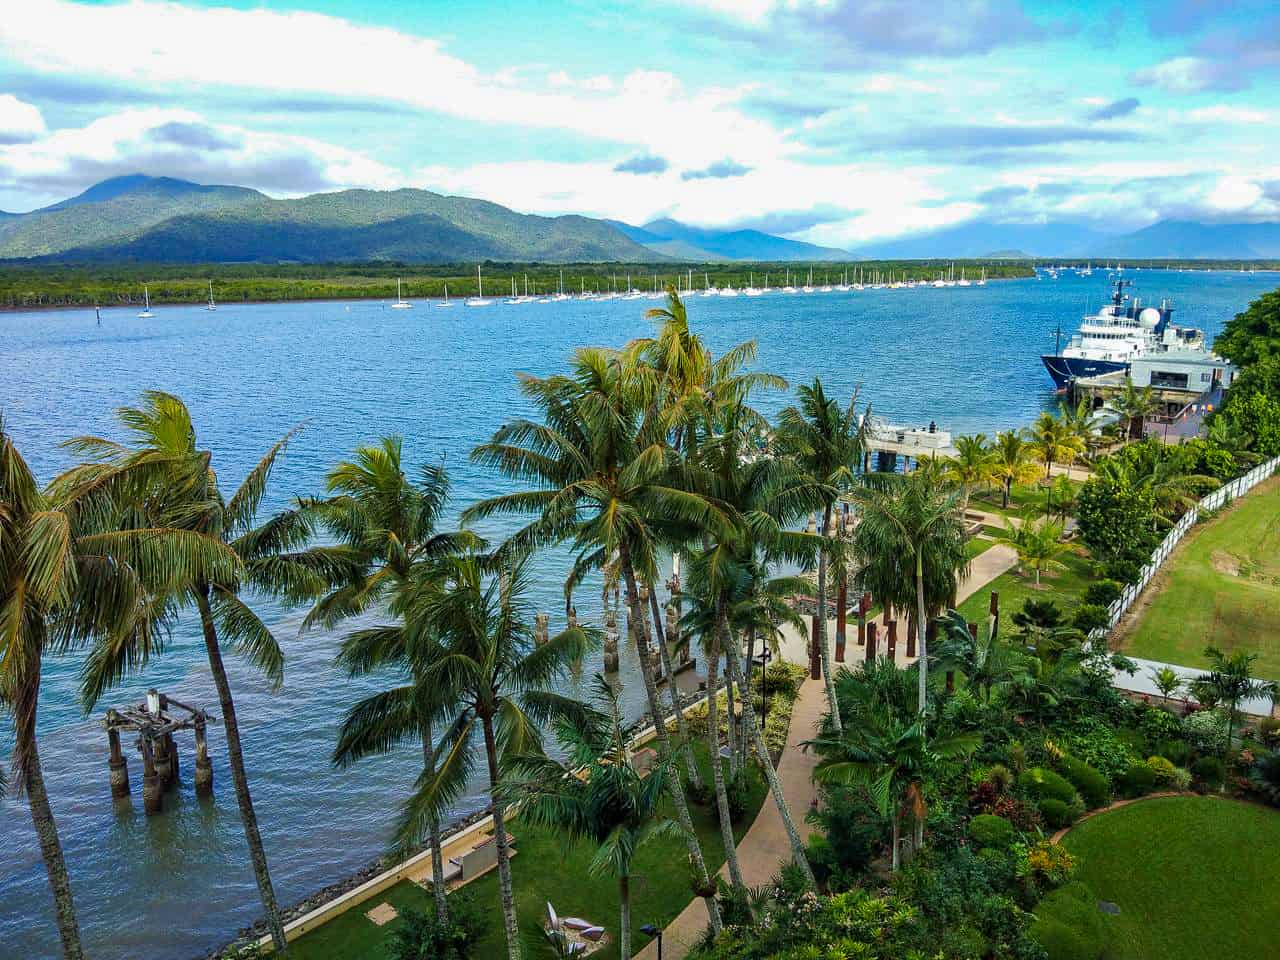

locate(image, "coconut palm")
(394, 554), (593, 960)
(1199, 647), (1278, 752)
(809, 707), (978, 869)
(1028, 411), (1085, 482)
(1057, 397), (1098, 468)
(849, 471), (970, 714)
(1111, 381), (1155, 440)
(3, 417), (235, 960)
(775, 378), (869, 726)
(505, 675), (684, 960)
(1150, 666), (1184, 704)
(996, 516), (1068, 587)
(58, 392), (330, 951)
(465, 349), (727, 933)
(933, 609), (1030, 703)
(309, 439), (478, 922)
(942, 433), (994, 512)
(988, 430), (1040, 510)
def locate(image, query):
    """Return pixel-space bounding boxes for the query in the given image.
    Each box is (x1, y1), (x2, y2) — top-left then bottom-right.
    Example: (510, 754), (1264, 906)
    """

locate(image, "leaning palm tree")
(58, 392), (328, 951)
(3, 417), (235, 960)
(942, 433), (994, 512)
(1199, 647), (1278, 753)
(466, 347), (728, 934)
(309, 440), (478, 923)
(505, 675), (684, 960)
(996, 516), (1068, 587)
(809, 705), (978, 870)
(988, 430), (1040, 510)
(394, 554), (594, 960)
(775, 378), (869, 724)
(849, 471), (970, 714)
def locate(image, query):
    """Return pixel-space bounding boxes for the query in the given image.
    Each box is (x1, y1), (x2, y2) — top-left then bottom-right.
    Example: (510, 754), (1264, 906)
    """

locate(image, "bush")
(1038, 798), (1076, 828)
(388, 896), (486, 960)
(1101, 557), (1144, 585)
(1145, 755), (1177, 785)
(1031, 882), (1110, 960)
(968, 813), (1016, 849)
(1191, 755), (1226, 788)
(1117, 762), (1157, 798)
(1071, 604), (1110, 634)
(1018, 767), (1080, 806)
(1083, 580), (1123, 608)
(1259, 717), (1280, 749)
(1060, 757), (1110, 809)
(1156, 738), (1190, 767)
(1184, 709), (1231, 755)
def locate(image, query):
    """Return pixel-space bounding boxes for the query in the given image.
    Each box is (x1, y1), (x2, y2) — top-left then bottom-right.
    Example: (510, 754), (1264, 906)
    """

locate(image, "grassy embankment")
(1117, 475), (1280, 678)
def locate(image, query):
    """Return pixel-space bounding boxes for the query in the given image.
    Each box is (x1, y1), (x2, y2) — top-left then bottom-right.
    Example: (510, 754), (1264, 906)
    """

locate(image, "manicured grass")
(287, 747), (769, 960)
(1120, 476), (1280, 679)
(957, 545), (1094, 625)
(971, 478), (1081, 519)
(965, 536), (996, 561)
(1061, 796), (1280, 960)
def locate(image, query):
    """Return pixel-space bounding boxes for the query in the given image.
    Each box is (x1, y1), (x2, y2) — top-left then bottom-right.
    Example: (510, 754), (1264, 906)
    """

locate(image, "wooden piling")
(886, 620), (897, 661)
(107, 724), (130, 799)
(865, 622), (878, 663)
(194, 717), (213, 799)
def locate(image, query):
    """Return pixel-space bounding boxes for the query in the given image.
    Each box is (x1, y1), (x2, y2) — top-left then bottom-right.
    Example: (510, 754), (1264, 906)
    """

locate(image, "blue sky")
(0, 0), (1277, 247)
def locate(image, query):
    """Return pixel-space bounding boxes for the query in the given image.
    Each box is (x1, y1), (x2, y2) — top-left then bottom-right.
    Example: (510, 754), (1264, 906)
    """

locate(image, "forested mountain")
(610, 218), (852, 261)
(1095, 221), (1280, 259)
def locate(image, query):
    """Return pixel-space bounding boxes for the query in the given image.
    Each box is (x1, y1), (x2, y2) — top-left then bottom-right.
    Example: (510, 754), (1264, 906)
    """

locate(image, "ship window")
(1150, 371), (1189, 389)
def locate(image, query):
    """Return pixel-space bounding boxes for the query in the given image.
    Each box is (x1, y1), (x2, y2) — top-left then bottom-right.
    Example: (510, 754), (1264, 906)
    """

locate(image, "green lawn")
(287, 747), (770, 960)
(965, 537), (996, 561)
(971, 478), (1081, 519)
(957, 546), (1094, 625)
(1061, 796), (1280, 960)
(1120, 476), (1280, 679)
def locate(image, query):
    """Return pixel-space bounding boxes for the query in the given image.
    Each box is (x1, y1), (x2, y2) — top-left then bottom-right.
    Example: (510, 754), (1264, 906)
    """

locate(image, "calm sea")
(1, 269), (1274, 959)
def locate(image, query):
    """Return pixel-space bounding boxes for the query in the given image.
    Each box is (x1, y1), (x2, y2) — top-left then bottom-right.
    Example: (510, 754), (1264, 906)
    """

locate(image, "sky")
(0, 0), (1277, 248)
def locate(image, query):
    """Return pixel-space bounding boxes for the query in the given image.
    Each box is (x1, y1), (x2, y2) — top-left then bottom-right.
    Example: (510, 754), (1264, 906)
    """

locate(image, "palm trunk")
(723, 653), (739, 779)
(817, 506), (843, 733)
(480, 712), (521, 960)
(618, 874), (631, 960)
(420, 723), (448, 923)
(650, 585), (704, 792)
(890, 814), (901, 872)
(195, 586), (286, 952)
(617, 544), (721, 933)
(740, 630), (756, 763)
(722, 625), (816, 888)
(16, 667), (85, 960)
(705, 615), (746, 892)
(1002, 477), (1011, 510)
(914, 555), (928, 715)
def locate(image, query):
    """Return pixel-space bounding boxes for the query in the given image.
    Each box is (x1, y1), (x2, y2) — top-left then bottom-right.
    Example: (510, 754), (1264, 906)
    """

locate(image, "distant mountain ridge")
(611, 217), (853, 261)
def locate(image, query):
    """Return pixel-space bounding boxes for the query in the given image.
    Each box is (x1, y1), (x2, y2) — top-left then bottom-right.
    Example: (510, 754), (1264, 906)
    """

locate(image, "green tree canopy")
(1214, 288), (1280, 368)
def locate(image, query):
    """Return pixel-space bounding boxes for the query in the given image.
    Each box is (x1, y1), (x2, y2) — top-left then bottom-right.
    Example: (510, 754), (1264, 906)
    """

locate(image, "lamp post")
(640, 923), (663, 960)
(753, 645), (774, 733)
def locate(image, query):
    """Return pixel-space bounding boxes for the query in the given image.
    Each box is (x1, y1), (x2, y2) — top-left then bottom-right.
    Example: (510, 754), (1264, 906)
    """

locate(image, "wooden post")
(140, 738), (162, 816)
(603, 605), (620, 673)
(857, 592), (870, 647)
(164, 732), (180, 791)
(865, 622), (878, 663)
(107, 724), (129, 799)
(835, 577), (848, 663)
(153, 731), (172, 789)
(194, 716), (213, 799)
(988, 591), (1000, 642)
(886, 620), (898, 661)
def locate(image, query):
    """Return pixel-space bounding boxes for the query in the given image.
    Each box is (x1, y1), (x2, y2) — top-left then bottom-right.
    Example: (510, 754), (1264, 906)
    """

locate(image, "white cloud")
(1185, 105), (1274, 125)
(1131, 56), (1225, 93)
(0, 0), (786, 169)
(0, 94), (46, 144)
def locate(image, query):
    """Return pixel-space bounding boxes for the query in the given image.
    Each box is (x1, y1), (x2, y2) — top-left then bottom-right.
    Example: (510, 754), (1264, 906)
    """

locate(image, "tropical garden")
(3, 284), (1280, 960)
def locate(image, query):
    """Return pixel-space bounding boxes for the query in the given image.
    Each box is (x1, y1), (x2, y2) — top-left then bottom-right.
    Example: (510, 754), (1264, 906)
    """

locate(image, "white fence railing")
(1094, 453), (1280, 642)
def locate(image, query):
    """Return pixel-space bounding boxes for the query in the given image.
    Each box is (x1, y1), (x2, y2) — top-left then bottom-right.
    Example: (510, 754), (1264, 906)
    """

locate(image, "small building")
(1127, 350), (1236, 395)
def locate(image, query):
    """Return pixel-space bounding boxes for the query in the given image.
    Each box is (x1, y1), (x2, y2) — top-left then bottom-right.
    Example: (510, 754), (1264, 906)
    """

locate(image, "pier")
(863, 416), (957, 472)
(102, 689), (215, 814)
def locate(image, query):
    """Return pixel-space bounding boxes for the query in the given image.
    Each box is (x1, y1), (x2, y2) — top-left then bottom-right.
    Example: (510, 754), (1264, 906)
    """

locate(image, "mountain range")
(0, 175), (1276, 262)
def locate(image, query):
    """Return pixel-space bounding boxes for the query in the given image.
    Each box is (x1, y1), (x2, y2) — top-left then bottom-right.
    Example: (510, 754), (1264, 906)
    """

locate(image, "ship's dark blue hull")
(1040, 354), (1128, 389)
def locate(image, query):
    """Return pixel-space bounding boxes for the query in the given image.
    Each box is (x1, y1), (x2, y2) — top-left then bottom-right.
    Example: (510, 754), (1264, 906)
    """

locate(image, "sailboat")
(802, 269), (815, 294)
(505, 276), (523, 305)
(206, 280), (217, 311)
(437, 283), (454, 307)
(553, 270), (572, 302)
(391, 277), (412, 309)
(781, 269), (797, 294)
(701, 272), (716, 297)
(137, 285), (154, 319)
(744, 272), (762, 296)
(466, 265), (493, 307)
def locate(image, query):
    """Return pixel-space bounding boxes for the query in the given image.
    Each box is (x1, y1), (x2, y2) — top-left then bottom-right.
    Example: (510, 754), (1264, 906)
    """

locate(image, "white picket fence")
(1094, 453), (1280, 641)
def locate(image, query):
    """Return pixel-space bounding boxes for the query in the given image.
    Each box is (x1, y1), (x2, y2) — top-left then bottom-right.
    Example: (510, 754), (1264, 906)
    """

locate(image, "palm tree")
(1150, 666), (1184, 705)
(988, 430), (1040, 511)
(3, 417), (234, 960)
(809, 706), (978, 869)
(942, 433), (994, 512)
(465, 349), (726, 934)
(1097, 448), (1215, 529)
(1112, 381), (1155, 441)
(996, 516), (1068, 587)
(1028, 411), (1085, 484)
(59, 392), (324, 951)
(1199, 647), (1278, 753)
(308, 440), (478, 922)
(933, 609), (1030, 703)
(505, 675), (684, 960)
(775, 378), (869, 725)
(1057, 398), (1097, 470)
(394, 555), (593, 960)
(849, 471), (970, 714)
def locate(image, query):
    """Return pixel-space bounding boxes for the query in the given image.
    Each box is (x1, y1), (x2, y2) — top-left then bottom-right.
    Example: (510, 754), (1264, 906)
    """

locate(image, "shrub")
(1156, 738), (1190, 766)
(1191, 755), (1226, 788)
(1060, 757), (1110, 809)
(1018, 839), (1076, 886)
(1259, 717), (1280, 749)
(1018, 767), (1080, 806)
(1172, 767), (1192, 791)
(1083, 580), (1123, 608)
(388, 895), (486, 960)
(968, 814), (1016, 849)
(1145, 755), (1177, 785)
(1038, 798), (1078, 828)
(1071, 604), (1110, 634)
(1101, 557), (1144, 585)
(1031, 882), (1110, 960)
(1184, 709), (1231, 755)
(1117, 761), (1157, 798)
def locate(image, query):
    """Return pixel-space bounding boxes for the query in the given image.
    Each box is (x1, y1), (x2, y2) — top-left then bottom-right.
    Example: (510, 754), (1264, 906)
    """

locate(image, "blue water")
(1, 269), (1274, 959)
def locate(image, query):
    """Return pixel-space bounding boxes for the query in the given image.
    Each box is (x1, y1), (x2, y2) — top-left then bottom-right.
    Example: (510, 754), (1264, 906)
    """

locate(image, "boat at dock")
(1040, 279), (1205, 389)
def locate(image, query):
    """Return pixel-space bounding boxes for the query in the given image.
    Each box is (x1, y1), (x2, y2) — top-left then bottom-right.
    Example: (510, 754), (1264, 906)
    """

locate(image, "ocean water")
(1, 269), (1274, 959)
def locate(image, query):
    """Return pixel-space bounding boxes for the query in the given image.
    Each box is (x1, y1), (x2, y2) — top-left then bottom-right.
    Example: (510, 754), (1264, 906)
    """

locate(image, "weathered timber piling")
(886, 620), (898, 660)
(603, 604), (620, 673)
(103, 688), (214, 814)
(107, 722), (130, 799)
(194, 716), (213, 799)
(865, 622), (878, 663)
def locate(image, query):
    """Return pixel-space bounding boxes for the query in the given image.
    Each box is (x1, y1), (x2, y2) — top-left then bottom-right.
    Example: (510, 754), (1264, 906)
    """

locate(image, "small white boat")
(743, 272), (763, 296)
(437, 283), (454, 307)
(701, 272), (716, 297)
(466, 265), (493, 307)
(206, 280), (217, 311)
(390, 277), (413, 309)
(137, 285), (154, 318)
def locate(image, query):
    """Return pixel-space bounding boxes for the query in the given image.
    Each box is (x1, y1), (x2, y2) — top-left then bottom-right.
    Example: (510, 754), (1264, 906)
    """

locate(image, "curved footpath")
(635, 547), (1015, 959)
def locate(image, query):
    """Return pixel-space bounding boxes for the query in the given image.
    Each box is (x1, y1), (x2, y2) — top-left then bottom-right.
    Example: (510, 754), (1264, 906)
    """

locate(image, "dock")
(863, 416), (957, 471)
